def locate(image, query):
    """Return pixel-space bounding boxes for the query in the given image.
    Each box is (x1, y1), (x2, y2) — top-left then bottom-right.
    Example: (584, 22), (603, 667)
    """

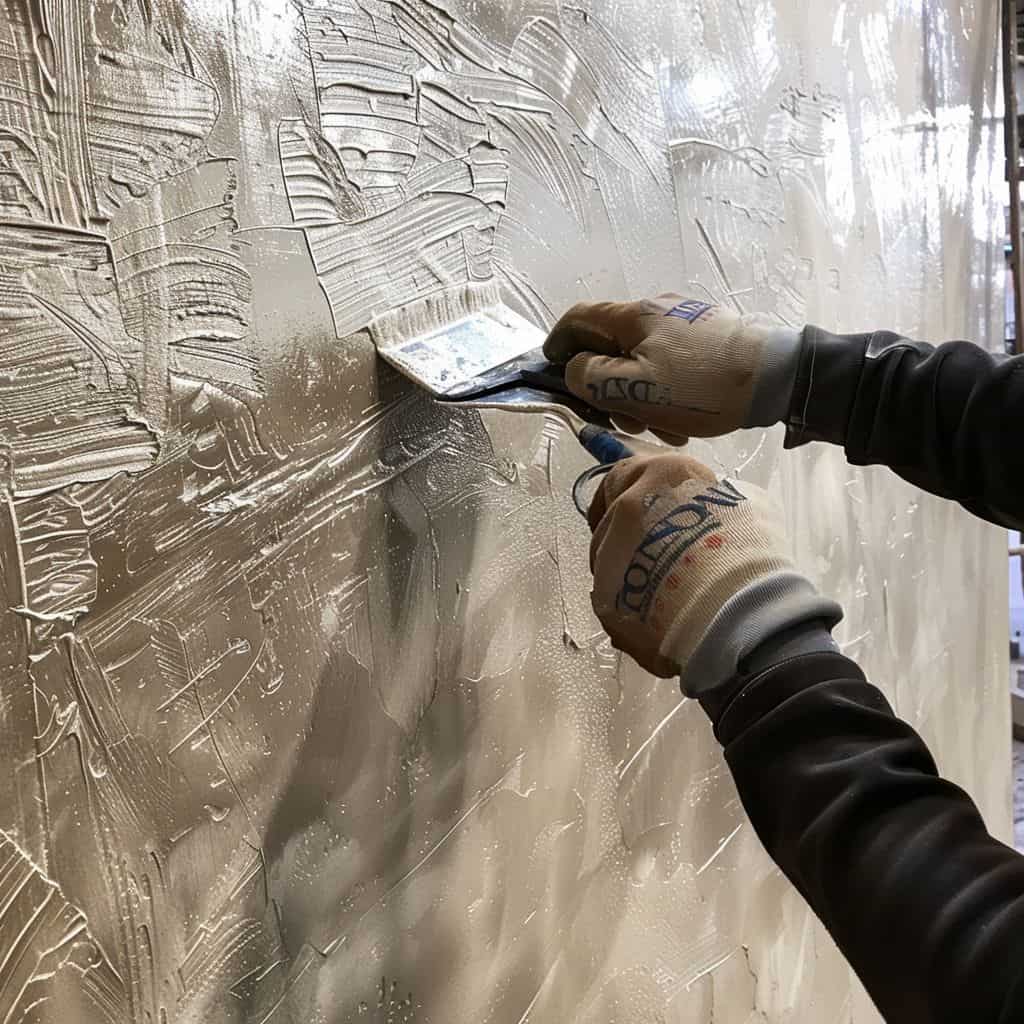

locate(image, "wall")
(0, 1), (1007, 1021)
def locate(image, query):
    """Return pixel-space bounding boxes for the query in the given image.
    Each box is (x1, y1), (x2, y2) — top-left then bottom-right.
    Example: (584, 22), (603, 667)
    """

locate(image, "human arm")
(586, 453), (1024, 1022)
(546, 299), (1024, 529)
(786, 326), (1024, 529)
(707, 638), (1024, 1024)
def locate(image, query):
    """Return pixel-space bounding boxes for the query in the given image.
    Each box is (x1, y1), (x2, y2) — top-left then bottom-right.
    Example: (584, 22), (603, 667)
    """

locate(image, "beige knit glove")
(543, 295), (802, 441)
(587, 453), (842, 694)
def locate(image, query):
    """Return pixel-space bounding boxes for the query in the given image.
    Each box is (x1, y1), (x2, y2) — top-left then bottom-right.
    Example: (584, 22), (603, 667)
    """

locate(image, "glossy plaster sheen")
(0, 1), (1007, 1021)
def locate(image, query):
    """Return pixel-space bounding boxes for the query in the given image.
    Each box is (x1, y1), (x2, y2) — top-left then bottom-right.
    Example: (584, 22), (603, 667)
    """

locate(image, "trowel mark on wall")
(666, 69), (845, 324)
(0, 0), (219, 226)
(77, 392), (447, 650)
(0, 829), (129, 1023)
(13, 488), (96, 654)
(86, 46), (218, 215)
(484, 106), (592, 230)
(117, 212), (262, 419)
(506, 16), (670, 190)
(28, 627), (278, 1022)
(104, 159), (260, 435)
(285, 0), (670, 336)
(0, 0), (251, 437)
(284, 0), (511, 333)
(85, 0), (222, 219)
(0, 223), (158, 497)
(0, 0), (249, 493)
(279, 118), (507, 336)
(0, 0), (97, 229)
(772, 83), (842, 163)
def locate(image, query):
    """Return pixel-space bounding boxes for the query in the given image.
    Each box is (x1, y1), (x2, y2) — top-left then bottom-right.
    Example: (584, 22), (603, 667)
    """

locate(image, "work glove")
(543, 295), (802, 442)
(587, 453), (843, 694)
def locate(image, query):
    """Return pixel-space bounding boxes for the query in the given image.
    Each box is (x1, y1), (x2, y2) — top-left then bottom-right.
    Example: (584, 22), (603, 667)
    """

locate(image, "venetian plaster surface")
(0, 1), (1008, 1021)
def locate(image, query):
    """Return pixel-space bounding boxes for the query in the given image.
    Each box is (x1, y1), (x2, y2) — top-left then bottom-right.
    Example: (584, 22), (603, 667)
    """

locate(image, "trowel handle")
(572, 427), (635, 518)
(577, 425), (635, 465)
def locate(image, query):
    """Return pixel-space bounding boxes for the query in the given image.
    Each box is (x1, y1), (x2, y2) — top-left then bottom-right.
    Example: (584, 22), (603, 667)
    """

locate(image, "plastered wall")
(0, 1), (1008, 1021)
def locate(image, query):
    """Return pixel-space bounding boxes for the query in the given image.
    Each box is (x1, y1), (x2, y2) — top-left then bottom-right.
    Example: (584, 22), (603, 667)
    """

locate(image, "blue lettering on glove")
(617, 481), (746, 621)
(666, 300), (714, 323)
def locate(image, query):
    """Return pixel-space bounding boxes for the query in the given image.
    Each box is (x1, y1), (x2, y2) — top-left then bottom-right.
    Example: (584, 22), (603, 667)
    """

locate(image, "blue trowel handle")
(572, 427), (635, 518)
(577, 425), (635, 465)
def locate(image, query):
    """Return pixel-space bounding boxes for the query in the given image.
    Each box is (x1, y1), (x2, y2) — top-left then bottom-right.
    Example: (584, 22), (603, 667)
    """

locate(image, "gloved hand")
(587, 453), (842, 694)
(543, 295), (802, 442)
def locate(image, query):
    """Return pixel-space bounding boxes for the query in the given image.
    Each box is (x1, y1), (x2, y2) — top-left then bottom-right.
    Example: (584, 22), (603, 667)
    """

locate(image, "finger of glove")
(651, 429), (689, 447)
(564, 352), (665, 421)
(589, 488), (630, 571)
(611, 413), (646, 435)
(587, 501), (687, 679)
(586, 455), (639, 533)
(586, 452), (718, 537)
(601, 453), (717, 511)
(543, 301), (647, 363)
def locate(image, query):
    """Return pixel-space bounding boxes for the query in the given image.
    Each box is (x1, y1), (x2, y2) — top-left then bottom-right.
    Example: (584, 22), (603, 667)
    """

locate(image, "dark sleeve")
(700, 647), (1024, 1024)
(785, 326), (1024, 529)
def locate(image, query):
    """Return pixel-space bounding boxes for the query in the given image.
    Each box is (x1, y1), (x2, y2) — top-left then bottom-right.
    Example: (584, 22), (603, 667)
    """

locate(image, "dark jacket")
(706, 329), (1024, 1023)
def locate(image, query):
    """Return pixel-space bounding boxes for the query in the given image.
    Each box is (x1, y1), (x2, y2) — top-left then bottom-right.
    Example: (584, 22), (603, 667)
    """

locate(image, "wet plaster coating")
(0, 0), (1008, 1021)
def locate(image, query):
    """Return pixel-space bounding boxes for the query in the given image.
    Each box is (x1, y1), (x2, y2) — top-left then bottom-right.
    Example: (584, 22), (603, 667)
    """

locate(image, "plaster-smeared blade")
(374, 303), (547, 397)
(368, 284), (611, 427)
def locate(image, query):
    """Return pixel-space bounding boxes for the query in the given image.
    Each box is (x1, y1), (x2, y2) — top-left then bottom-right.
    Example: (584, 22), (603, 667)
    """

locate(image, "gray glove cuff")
(676, 571), (844, 697)
(745, 326), (803, 428)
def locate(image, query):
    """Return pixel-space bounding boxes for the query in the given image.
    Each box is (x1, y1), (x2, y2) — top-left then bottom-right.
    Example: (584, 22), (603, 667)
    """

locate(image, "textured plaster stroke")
(13, 489), (96, 649)
(285, 0), (676, 335)
(77, 394), (460, 648)
(0, 830), (128, 1024)
(280, 117), (507, 333)
(285, 0), (510, 334)
(0, 0), (226, 477)
(0, 0), (219, 223)
(28, 629), (282, 1022)
(113, 160), (262, 407)
(0, 222), (157, 496)
(87, 8), (259, 427)
(0, 0), (251, 446)
(506, 16), (668, 189)
(0, 0), (255, 689)
(0, 1), (1007, 1023)
(0, 0), (95, 230)
(0, 490), (49, 874)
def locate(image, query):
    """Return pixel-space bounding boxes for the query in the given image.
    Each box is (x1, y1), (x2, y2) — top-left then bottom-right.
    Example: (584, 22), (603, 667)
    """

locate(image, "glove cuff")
(661, 570), (844, 697)
(744, 325), (803, 429)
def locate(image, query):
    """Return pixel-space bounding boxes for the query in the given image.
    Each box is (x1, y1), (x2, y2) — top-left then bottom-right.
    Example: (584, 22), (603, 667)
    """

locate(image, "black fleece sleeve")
(701, 650), (1024, 1024)
(785, 327), (1024, 529)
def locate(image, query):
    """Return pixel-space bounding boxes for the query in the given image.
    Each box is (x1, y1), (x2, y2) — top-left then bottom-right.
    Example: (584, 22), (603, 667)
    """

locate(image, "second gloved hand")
(544, 295), (802, 441)
(587, 453), (842, 693)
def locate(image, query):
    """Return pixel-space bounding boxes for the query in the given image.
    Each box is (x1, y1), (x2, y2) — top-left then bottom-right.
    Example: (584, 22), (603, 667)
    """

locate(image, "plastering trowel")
(368, 282), (636, 512)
